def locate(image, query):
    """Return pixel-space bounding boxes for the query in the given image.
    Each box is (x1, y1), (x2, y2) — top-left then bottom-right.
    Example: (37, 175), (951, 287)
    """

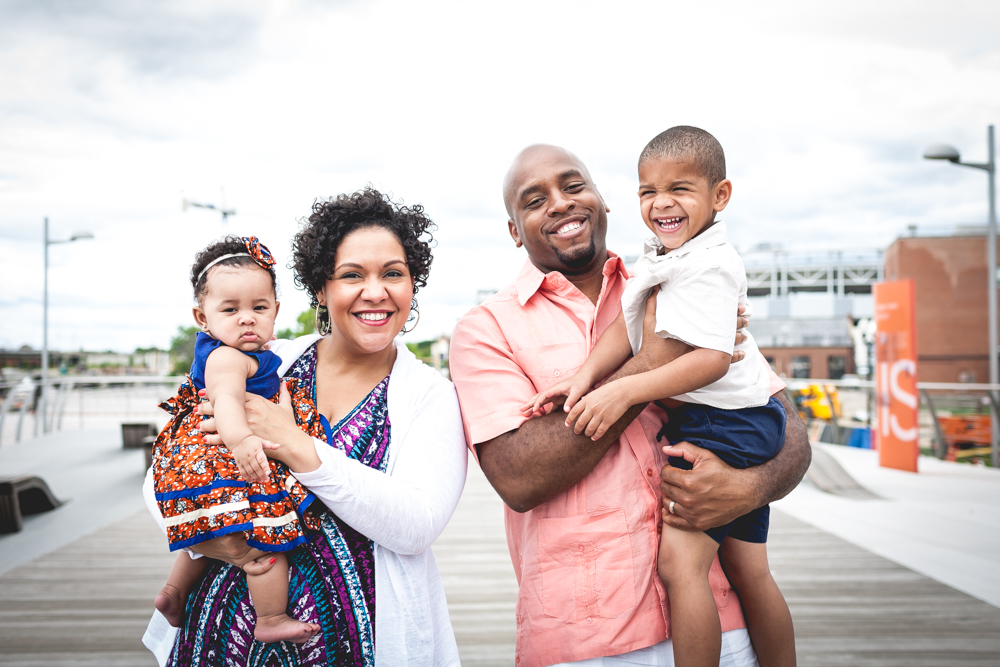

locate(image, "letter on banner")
(873, 279), (919, 472)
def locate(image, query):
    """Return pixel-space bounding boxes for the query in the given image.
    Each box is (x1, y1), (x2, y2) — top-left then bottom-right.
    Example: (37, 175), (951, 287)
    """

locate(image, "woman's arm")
(293, 377), (468, 555)
(203, 375), (468, 555)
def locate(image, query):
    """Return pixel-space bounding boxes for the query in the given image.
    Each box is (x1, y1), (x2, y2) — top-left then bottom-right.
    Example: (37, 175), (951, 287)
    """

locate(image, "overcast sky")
(1, 0), (998, 353)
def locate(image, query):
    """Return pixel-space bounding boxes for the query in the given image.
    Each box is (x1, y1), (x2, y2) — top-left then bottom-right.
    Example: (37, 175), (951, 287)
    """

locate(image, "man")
(449, 145), (809, 667)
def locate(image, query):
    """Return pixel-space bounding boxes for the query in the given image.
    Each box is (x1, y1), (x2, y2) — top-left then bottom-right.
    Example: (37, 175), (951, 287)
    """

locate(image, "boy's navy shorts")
(659, 396), (786, 545)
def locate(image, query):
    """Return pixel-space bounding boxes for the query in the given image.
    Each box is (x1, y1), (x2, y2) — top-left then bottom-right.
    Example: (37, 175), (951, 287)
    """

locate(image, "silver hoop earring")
(401, 298), (420, 335)
(314, 305), (331, 336)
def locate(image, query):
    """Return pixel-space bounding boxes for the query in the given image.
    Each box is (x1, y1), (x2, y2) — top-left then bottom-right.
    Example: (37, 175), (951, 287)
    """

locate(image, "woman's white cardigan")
(142, 336), (468, 666)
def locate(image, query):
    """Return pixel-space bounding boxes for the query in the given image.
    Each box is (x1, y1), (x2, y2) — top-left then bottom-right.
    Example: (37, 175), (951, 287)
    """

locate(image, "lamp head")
(69, 231), (94, 242)
(923, 144), (961, 162)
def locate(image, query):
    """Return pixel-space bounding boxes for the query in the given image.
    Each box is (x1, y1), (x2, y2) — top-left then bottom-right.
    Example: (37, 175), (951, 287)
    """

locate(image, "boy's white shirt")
(621, 221), (772, 410)
(142, 335), (467, 666)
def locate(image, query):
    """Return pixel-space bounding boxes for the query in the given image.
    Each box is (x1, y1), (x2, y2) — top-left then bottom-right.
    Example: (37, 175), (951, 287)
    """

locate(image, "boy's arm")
(563, 346), (730, 440)
(581, 311), (633, 382)
(522, 311), (634, 415)
(611, 346), (728, 407)
(204, 347), (269, 481)
(475, 293), (692, 512)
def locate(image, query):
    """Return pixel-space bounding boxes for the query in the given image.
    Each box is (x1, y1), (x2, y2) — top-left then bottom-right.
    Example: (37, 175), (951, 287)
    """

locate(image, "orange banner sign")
(873, 279), (919, 472)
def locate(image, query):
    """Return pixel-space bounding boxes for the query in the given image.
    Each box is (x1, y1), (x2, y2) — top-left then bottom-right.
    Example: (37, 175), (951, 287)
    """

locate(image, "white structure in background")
(134, 349), (171, 375)
(740, 245), (881, 319)
(430, 336), (450, 378)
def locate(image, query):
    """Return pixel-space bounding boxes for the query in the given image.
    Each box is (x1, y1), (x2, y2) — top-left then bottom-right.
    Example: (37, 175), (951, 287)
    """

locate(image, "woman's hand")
(198, 385), (320, 473)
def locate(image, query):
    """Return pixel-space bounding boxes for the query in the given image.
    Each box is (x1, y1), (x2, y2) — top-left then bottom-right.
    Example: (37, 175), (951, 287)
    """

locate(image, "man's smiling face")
(505, 145), (610, 276)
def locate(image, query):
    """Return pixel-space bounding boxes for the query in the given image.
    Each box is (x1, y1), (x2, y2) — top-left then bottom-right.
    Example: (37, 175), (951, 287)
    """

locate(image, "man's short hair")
(638, 126), (726, 186)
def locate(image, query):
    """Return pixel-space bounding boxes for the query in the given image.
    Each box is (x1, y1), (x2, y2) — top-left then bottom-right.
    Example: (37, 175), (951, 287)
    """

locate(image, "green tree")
(169, 325), (200, 375)
(277, 309), (316, 340)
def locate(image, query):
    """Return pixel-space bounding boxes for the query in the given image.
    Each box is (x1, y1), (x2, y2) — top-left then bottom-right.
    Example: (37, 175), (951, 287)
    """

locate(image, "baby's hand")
(231, 435), (271, 483)
(565, 380), (631, 441)
(521, 373), (592, 418)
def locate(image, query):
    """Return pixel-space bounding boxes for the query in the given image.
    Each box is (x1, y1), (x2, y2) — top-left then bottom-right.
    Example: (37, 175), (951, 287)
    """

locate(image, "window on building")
(764, 356), (776, 371)
(828, 355), (847, 380)
(790, 356), (811, 378)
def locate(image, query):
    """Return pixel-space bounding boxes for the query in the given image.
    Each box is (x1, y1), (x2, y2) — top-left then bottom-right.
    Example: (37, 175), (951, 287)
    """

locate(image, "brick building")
(883, 231), (999, 383)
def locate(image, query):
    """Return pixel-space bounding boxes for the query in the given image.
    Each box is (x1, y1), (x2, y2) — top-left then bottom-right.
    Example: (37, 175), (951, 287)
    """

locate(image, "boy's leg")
(155, 552), (208, 628)
(719, 538), (796, 667)
(658, 525), (723, 667)
(244, 552), (321, 644)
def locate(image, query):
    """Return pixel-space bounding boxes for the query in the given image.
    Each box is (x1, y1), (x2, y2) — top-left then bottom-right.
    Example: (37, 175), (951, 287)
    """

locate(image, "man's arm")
(479, 291), (725, 513)
(659, 390), (810, 530)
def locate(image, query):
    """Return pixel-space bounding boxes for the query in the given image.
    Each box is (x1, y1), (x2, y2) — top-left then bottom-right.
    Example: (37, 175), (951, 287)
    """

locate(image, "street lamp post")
(40, 217), (93, 435)
(924, 125), (998, 467)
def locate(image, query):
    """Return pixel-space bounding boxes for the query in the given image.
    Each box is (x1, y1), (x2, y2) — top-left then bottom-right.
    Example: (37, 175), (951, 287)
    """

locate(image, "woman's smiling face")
(318, 226), (413, 355)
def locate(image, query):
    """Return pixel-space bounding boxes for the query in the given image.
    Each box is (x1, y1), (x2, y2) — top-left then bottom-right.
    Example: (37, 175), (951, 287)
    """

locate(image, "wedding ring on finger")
(668, 500), (676, 515)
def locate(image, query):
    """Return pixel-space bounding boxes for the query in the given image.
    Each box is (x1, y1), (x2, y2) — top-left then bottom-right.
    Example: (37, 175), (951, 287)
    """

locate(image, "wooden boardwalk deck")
(1, 464), (999, 665)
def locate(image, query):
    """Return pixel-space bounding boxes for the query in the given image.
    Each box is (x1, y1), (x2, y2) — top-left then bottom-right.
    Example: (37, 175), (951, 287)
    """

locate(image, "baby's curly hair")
(291, 187), (436, 324)
(190, 236), (277, 302)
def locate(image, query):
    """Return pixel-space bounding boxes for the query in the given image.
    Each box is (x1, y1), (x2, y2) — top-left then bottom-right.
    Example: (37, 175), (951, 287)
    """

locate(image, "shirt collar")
(644, 220), (728, 259)
(513, 252), (628, 306)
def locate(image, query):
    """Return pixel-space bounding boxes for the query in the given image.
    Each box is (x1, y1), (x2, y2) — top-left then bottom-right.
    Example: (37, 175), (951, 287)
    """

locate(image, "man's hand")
(659, 442), (757, 531)
(733, 304), (749, 363)
(659, 391), (810, 530)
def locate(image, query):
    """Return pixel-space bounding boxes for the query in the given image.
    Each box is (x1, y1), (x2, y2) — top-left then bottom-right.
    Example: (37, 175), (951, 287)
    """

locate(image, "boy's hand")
(231, 435), (271, 483)
(521, 373), (592, 418)
(564, 380), (631, 441)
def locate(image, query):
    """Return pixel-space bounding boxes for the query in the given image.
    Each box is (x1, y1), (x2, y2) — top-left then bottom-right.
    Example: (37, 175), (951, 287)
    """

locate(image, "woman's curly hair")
(291, 187), (436, 329)
(190, 235), (277, 302)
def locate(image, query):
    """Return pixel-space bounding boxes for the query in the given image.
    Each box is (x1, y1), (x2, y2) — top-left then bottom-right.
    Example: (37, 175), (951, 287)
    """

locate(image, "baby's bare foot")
(155, 584), (186, 628)
(254, 613), (321, 644)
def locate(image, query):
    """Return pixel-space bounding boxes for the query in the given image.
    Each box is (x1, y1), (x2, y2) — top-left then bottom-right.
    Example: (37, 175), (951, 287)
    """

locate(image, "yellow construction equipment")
(793, 384), (841, 421)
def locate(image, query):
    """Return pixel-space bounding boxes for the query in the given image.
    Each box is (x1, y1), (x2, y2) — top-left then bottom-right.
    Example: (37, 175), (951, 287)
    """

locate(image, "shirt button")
(577, 545), (585, 551)
(586, 617), (593, 624)
(554, 370), (561, 377)
(646, 468), (653, 477)
(723, 589), (728, 596)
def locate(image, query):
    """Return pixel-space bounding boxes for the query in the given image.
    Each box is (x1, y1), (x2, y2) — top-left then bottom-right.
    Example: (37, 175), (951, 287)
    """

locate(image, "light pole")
(924, 125), (997, 467)
(40, 218), (93, 435)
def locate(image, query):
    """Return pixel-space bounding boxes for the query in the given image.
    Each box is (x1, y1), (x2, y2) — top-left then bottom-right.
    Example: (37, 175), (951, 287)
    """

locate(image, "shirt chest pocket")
(512, 342), (587, 393)
(536, 510), (638, 623)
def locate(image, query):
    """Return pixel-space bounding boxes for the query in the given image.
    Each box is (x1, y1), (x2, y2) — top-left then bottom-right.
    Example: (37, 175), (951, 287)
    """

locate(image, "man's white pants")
(549, 628), (758, 667)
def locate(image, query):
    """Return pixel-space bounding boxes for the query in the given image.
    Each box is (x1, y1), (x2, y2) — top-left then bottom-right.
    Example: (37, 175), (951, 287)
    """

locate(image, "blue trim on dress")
(155, 479), (246, 501)
(246, 534), (309, 552)
(298, 492), (316, 517)
(247, 491), (289, 503)
(168, 521), (254, 551)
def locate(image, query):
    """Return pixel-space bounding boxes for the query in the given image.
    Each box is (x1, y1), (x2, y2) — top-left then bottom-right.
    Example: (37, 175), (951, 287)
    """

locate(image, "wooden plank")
(2, 467), (999, 666)
(770, 511), (1000, 666)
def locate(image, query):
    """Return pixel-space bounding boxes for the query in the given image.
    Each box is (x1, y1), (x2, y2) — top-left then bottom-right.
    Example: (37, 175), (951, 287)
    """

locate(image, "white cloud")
(1, 0), (998, 351)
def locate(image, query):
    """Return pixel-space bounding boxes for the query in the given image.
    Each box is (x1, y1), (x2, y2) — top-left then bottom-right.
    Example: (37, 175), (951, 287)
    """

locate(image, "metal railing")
(0, 376), (185, 446)
(783, 378), (1000, 466)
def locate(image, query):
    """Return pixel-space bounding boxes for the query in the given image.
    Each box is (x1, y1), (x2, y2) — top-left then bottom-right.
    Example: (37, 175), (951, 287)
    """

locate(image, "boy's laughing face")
(637, 156), (732, 250)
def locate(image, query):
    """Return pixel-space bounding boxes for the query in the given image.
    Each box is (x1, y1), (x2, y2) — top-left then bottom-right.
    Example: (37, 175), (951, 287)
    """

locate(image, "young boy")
(523, 126), (796, 666)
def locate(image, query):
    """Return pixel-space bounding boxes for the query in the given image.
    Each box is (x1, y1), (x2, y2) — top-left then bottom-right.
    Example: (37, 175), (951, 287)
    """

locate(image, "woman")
(142, 188), (468, 666)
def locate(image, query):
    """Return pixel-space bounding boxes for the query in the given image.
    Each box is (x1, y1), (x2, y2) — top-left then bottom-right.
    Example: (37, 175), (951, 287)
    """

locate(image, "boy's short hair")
(639, 126), (726, 186)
